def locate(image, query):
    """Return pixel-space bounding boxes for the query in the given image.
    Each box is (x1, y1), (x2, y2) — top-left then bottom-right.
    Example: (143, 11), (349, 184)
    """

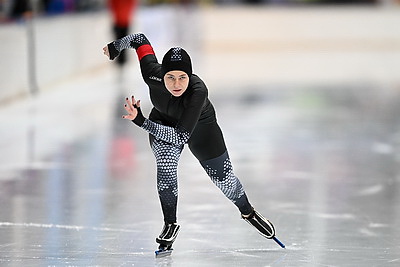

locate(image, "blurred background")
(1, 0), (400, 266)
(1, 0), (399, 101)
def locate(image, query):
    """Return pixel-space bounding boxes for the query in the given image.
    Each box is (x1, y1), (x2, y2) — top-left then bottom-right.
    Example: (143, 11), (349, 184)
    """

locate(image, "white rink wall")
(200, 6), (400, 89)
(0, 12), (111, 104)
(1, 5), (400, 104)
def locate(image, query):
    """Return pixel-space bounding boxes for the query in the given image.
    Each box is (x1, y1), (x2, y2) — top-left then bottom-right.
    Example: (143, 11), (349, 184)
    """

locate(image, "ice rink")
(1, 5), (400, 267)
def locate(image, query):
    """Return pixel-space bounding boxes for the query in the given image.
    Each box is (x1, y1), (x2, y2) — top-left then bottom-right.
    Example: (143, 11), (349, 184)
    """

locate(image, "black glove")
(132, 105), (145, 127)
(107, 42), (120, 60)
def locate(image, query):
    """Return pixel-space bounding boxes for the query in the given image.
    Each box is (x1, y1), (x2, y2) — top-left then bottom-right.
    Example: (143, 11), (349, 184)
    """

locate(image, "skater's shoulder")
(148, 75), (162, 83)
(190, 73), (203, 82)
(189, 74), (208, 91)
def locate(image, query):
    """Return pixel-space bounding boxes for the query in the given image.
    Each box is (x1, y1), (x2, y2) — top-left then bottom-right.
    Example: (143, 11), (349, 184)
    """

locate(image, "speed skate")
(155, 245), (173, 258)
(242, 209), (285, 248)
(154, 223), (180, 258)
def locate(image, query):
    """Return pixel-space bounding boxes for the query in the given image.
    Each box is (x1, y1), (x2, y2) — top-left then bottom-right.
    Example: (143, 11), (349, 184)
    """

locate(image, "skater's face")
(164, 71), (189, 97)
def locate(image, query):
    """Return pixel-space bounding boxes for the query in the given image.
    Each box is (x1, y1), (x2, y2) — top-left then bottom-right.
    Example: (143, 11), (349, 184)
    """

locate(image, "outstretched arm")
(103, 33), (160, 84)
(103, 33), (154, 61)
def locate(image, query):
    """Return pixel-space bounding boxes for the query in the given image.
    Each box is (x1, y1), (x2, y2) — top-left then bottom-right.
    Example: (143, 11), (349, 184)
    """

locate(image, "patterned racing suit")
(110, 33), (254, 223)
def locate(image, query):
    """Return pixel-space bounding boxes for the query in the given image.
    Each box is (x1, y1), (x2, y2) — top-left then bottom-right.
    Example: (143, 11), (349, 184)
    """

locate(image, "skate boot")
(242, 209), (275, 239)
(155, 223), (180, 257)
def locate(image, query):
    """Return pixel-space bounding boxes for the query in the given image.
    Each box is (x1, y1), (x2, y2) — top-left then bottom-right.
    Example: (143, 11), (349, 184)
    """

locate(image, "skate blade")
(155, 248), (173, 258)
(272, 236), (285, 249)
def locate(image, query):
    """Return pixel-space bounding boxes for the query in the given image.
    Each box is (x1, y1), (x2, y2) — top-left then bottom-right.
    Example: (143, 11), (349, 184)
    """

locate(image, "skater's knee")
(200, 151), (233, 182)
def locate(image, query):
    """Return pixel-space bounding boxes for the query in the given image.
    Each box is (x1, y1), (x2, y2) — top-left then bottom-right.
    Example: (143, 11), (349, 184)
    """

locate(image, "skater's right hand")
(103, 42), (120, 60)
(103, 45), (110, 59)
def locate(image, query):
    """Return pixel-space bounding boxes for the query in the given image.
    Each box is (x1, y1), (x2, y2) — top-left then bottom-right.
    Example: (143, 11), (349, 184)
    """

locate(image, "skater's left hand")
(122, 96), (141, 120)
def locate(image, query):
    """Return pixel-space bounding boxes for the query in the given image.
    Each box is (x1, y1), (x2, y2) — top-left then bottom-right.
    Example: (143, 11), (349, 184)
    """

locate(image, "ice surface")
(2, 72), (400, 266)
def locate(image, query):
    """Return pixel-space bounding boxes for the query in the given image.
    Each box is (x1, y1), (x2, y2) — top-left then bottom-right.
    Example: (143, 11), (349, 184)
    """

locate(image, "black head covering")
(161, 47), (192, 77)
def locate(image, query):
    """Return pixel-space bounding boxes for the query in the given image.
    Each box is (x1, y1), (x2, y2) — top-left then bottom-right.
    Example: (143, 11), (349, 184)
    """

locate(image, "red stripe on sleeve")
(136, 44), (155, 61)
